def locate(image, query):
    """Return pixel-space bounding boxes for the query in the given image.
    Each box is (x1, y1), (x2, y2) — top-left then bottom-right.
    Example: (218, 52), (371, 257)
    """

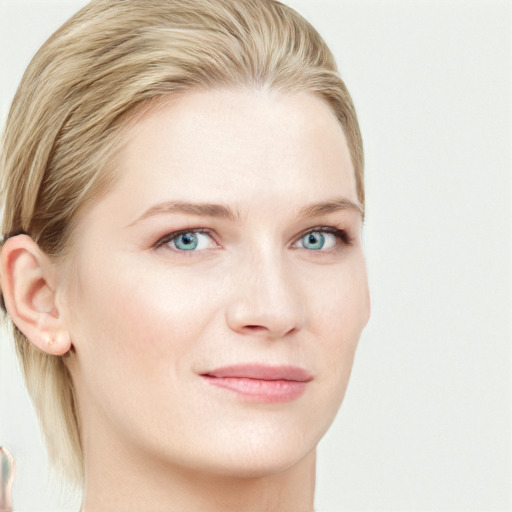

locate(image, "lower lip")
(201, 376), (308, 403)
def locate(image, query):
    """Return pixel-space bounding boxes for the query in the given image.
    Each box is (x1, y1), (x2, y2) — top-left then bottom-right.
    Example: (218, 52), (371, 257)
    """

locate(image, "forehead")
(111, 88), (358, 206)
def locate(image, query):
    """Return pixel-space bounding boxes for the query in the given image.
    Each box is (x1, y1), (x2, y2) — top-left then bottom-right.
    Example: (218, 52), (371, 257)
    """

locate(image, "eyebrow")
(297, 198), (364, 219)
(129, 197), (363, 226)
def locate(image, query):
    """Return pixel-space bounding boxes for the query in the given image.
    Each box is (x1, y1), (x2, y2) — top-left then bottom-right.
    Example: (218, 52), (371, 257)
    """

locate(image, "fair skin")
(2, 88), (370, 512)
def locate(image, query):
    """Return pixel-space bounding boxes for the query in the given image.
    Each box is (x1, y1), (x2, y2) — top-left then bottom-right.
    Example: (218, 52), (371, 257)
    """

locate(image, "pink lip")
(200, 364), (313, 403)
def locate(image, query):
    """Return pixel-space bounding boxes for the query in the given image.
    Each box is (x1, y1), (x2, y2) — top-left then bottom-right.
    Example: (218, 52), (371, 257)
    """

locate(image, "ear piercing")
(44, 334), (55, 347)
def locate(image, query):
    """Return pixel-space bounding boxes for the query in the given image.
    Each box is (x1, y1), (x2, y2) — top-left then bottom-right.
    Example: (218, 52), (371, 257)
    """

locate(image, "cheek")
(310, 252), (368, 337)
(64, 254), (224, 439)
(71, 257), (220, 368)
(309, 256), (369, 393)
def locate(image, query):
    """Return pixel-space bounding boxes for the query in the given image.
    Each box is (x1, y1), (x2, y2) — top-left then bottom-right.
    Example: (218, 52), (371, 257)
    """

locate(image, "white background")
(0, 0), (510, 511)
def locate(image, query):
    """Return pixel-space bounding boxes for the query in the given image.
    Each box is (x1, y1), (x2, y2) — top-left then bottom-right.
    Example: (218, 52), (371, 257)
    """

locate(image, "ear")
(0, 234), (71, 356)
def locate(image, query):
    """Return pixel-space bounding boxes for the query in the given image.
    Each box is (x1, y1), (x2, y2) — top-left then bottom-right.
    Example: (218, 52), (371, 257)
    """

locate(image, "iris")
(301, 232), (325, 250)
(174, 232), (199, 250)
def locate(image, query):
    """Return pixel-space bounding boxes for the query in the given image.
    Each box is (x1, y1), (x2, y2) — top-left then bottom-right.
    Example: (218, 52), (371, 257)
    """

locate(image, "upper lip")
(201, 364), (313, 382)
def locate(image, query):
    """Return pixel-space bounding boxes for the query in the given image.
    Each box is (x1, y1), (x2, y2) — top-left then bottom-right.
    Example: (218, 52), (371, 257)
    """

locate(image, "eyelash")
(153, 226), (353, 255)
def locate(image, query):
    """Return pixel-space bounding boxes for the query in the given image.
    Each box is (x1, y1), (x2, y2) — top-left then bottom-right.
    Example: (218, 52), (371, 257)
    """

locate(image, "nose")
(225, 248), (305, 340)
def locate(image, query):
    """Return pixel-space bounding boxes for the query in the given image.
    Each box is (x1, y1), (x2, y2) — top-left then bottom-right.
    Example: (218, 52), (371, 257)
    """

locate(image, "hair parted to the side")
(0, 0), (364, 486)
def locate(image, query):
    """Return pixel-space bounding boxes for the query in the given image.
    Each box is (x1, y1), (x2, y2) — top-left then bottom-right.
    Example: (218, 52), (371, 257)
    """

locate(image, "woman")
(0, 0), (370, 510)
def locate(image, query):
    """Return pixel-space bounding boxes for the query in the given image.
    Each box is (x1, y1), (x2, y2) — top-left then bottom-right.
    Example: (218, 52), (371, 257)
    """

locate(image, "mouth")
(200, 364), (313, 403)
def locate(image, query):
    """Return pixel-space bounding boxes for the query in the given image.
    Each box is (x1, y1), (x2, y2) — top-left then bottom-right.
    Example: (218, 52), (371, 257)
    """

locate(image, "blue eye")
(298, 226), (352, 253)
(303, 232), (324, 250)
(163, 230), (217, 251)
(300, 231), (329, 250)
(174, 232), (199, 250)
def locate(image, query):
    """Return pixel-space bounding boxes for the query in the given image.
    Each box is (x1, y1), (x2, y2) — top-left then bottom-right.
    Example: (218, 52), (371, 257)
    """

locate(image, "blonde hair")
(0, 0), (364, 485)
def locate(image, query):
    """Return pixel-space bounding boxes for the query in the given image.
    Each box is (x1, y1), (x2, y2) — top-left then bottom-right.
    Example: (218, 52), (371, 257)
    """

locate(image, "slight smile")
(200, 364), (314, 403)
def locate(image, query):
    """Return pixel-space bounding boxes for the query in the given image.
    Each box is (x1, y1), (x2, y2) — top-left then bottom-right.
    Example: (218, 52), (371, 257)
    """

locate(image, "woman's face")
(62, 88), (370, 477)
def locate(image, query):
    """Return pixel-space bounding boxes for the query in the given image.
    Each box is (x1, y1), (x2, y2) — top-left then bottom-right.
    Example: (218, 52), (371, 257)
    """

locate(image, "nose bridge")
(225, 241), (305, 338)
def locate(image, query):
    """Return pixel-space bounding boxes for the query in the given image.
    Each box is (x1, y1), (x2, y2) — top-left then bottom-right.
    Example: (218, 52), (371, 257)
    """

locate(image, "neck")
(80, 436), (317, 512)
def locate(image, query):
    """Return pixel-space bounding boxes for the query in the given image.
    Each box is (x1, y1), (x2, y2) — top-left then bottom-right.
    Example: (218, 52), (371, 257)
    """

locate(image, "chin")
(200, 449), (315, 480)
(179, 427), (320, 480)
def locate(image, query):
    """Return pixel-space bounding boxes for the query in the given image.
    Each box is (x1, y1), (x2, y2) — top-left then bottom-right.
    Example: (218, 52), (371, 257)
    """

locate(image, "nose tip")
(225, 263), (305, 340)
(227, 308), (302, 340)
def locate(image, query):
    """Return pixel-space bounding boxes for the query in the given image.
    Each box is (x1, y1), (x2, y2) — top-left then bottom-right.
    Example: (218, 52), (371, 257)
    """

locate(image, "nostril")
(245, 325), (266, 331)
(242, 324), (297, 338)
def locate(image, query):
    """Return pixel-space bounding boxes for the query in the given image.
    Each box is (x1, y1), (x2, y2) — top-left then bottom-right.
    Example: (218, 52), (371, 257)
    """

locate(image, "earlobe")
(0, 234), (71, 356)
